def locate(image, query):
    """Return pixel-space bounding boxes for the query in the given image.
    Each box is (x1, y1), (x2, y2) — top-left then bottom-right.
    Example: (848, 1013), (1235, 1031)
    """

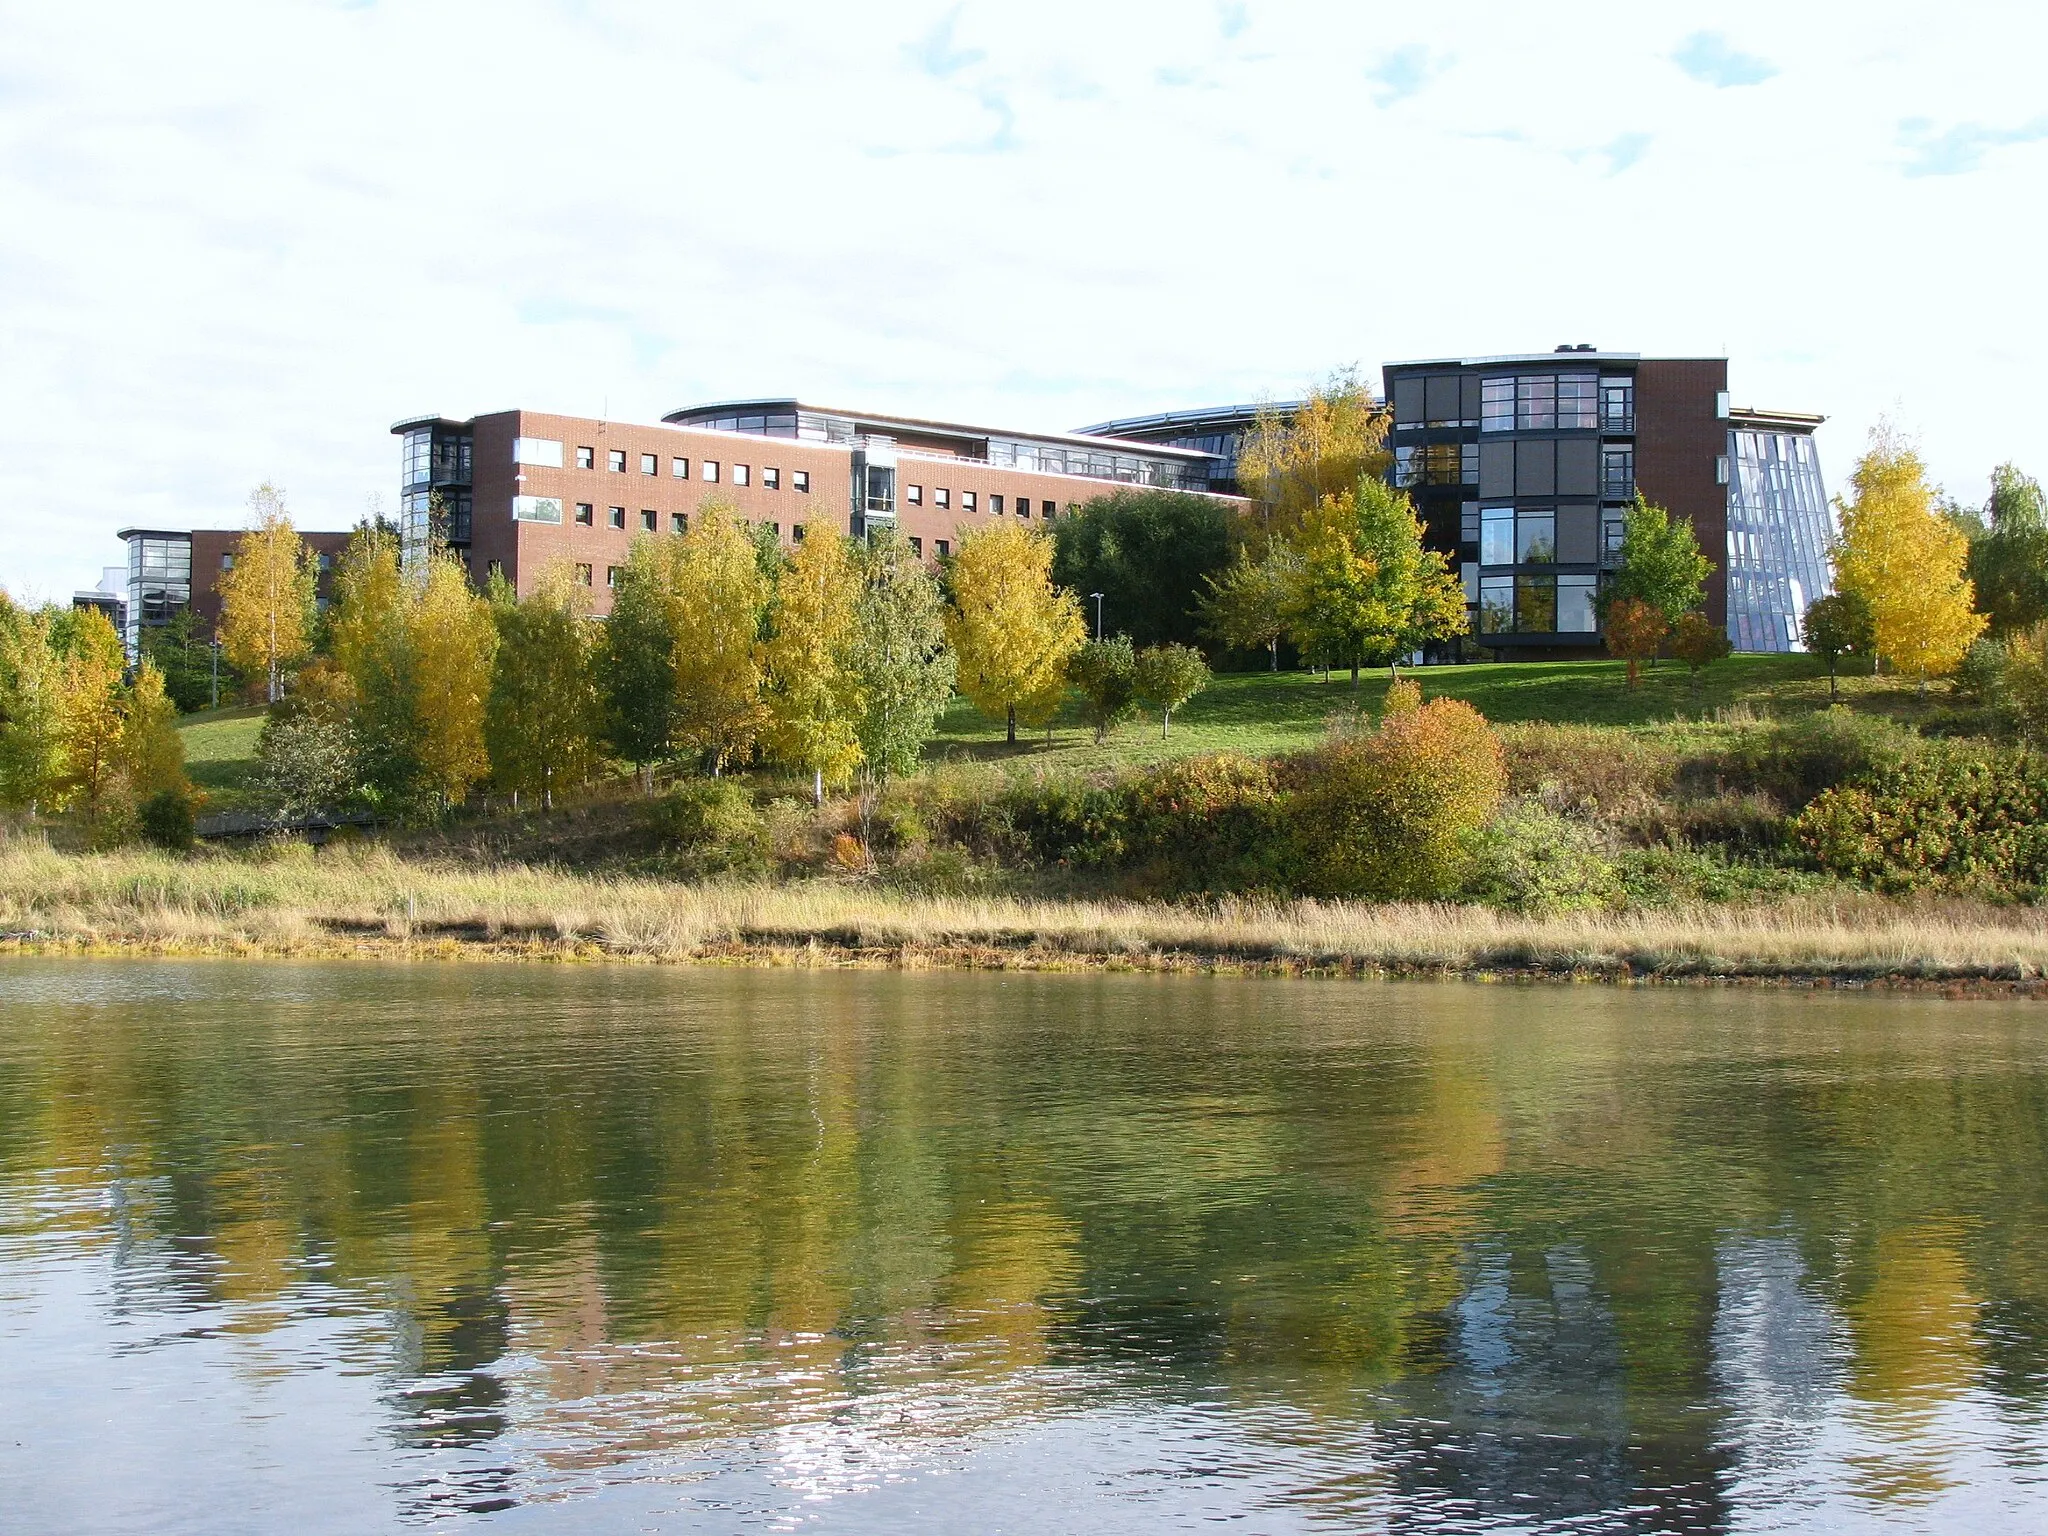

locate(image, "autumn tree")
(1281, 479), (1467, 686)
(408, 555), (499, 809)
(764, 525), (863, 802)
(944, 521), (1086, 744)
(120, 661), (188, 802)
(1802, 590), (1875, 701)
(1198, 543), (1296, 670)
(601, 536), (685, 788)
(848, 529), (956, 841)
(1133, 642), (1212, 738)
(484, 569), (598, 811)
(216, 483), (317, 703)
(1834, 426), (1986, 685)
(1670, 611), (1732, 689)
(1604, 597), (1668, 688)
(0, 609), (69, 814)
(1236, 369), (1392, 544)
(670, 502), (771, 775)
(59, 607), (129, 828)
(1603, 494), (1712, 625)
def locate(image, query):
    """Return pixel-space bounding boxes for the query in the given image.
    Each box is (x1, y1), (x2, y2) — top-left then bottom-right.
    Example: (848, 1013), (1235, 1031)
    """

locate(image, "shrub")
(1707, 708), (1918, 812)
(1068, 637), (1140, 742)
(136, 789), (195, 852)
(1463, 801), (1619, 914)
(649, 778), (768, 875)
(1122, 753), (1288, 893)
(1794, 743), (2048, 898)
(1954, 637), (2008, 706)
(1294, 698), (1506, 900)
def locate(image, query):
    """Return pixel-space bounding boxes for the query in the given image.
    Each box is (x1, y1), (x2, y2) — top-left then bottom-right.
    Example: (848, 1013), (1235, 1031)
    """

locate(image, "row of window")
(561, 531), (955, 590)
(903, 484), (1062, 519)
(566, 445), (813, 493)
(1396, 439), (1639, 500)
(1475, 573), (1601, 635)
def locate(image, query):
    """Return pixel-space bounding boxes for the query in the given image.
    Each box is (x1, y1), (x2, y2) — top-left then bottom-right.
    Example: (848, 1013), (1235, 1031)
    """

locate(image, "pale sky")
(2, 1), (2043, 600)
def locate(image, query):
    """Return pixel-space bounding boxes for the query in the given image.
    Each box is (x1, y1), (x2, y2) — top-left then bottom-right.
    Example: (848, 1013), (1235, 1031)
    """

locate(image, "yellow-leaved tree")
(944, 521), (1086, 744)
(670, 502), (771, 775)
(1236, 369), (1392, 545)
(1833, 426), (1985, 685)
(216, 483), (317, 702)
(59, 607), (130, 829)
(408, 554), (499, 809)
(764, 526), (864, 802)
(120, 661), (189, 802)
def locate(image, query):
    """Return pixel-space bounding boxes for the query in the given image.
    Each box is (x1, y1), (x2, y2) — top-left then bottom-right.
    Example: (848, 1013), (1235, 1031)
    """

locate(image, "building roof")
(1071, 401), (1307, 437)
(661, 398), (1217, 462)
(1730, 407), (1826, 431)
(1384, 349), (1671, 370)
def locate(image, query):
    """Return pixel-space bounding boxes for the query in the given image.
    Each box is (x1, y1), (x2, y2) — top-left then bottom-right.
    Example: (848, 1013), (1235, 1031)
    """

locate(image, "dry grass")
(3, 834), (2047, 987)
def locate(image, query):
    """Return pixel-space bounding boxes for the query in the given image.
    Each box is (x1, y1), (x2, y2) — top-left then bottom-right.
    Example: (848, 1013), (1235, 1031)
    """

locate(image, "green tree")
(60, 608), (129, 828)
(945, 521), (1086, 744)
(0, 608), (69, 815)
(139, 609), (222, 713)
(216, 483), (317, 703)
(1802, 590), (1876, 701)
(1049, 490), (1238, 650)
(848, 529), (956, 841)
(1282, 479), (1467, 686)
(485, 571), (599, 811)
(1602, 494), (1712, 626)
(1133, 643), (1211, 738)
(670, 502), (771, 775)
(1069, 636), (1140, 743)
(764, 525), (863, 803)
(1198, 543), (1297, 670)
(601, 536), (684, 788)
(1966, 463), (2048, 636)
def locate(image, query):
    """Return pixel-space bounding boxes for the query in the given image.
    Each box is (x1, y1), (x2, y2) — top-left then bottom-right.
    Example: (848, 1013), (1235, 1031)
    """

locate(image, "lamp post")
(1090, 592), (1104, 642)
(209, 638), (221, 710)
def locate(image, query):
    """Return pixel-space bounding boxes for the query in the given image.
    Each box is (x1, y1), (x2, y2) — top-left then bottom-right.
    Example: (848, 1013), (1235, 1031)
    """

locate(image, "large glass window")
(1727, 427), (1835, 653)
(1517, 513), (1555, 564)
(1601, 379), (1634, 434)
(1479, 576), (1514, 633)
(1602, 446), (1635, 501)
(1515, 574), (1557, 633)
(1516, 375), (1557, 431)
(1480, 506), (1515, 566)
(1558, 575), (1599, 633)
(866, 465), (895, 513)
(1556, 375), (1598, 429)
(1481, 377), (1516, 433)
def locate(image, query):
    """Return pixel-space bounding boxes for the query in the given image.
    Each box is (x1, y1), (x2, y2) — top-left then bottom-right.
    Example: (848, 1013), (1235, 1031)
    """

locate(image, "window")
(575, 502), (594, 525)
(865, 465), (894, 512)
(606, 565), (620, 588)
(765, 522), (779, 538)
(1517, 375), (1557, 431)
(577, 446), (595, 470)
(1556, 375), (1598, 430)
(763, 467), (780, 490)
(317, 552), (332, 572)
(641, 509), (657, 532)
(574, 563), (593, 587)
(609, 506), (625, 529)
(1715, 391), (1731, 420)
(1515, 574), (1557, 633)
(792, 469), (809, 493)
(640, 453), (657, 475)
(990, 494), (1004, 514)
(1517, 513), (1556, 564)
(1479, 575), (1514, 633)
(608, 449), (626, 473)
(733, 463), (750, 487)
(1717, 455), (1731, 486)
(672, 456), (688, 479)
(1602, 447), (1634, 501)
(703, 460), (719, 482)
(513, 496), (564, 523)
(1481, 377), (1515, 433)
(671, 512), (687, 534)
(791, 523), (805, 542)
(1042, 501), (1057, 519)
(1558, 575), (1599, 633)
(935, 538), (950, 557)
(934, 487), (949, 509)
(906, 484), (924, 505)
(962, 491), (976, 512)
(220, 552), (235, 571)
(1601, 379), (1634, 434)
(513, 437), (565, 467)
(1480, 506), (1514, 566)
(1016, 496), (1031, 518)
(909, 536), (923, 556)
(487, 560), (504, 581)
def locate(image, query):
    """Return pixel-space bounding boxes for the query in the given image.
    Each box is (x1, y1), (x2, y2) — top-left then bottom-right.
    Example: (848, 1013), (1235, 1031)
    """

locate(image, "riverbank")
(4, 841), (2046, 990)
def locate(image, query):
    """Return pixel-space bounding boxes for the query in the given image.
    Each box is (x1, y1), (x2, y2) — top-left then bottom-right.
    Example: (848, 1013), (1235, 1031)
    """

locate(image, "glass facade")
(398, 422), (475, 574)
(1726, 427), (1833, 653)
(124, 533), (191, 657)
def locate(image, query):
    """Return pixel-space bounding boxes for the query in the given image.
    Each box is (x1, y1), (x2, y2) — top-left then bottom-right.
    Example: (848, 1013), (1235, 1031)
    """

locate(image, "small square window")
(641, 509), (657, 532)
(791, 523), (805, 542)
(640, 453), (657, 475)
(317, 552), (332, 572)
(575, 563), (593, 587)
(1044, 501), (1058, 518)
(909, 536), (923, 556)
(576, 446), (594, 470)
(608, 449), (626, 473)
(935, 538), (950, 557)
(575, 502), (594, 525)
(671, 512), (687, 534)
(609, 506), (625, 529)
(907, 484), (923, 505)
(606, 565), (620, 588)
(990, 494), (1005, 515)
(792, 469), (810, 493)
(1016, 496), (1031, 518)
(220, 552), (235, 570)
(703, 460), (720, 482)
(935, 487), (949, 509)
(733, 463), (750, 487)
(763, 467), (780, 490)
(962, 491), (976, 512)
(672, 456), (688, 479)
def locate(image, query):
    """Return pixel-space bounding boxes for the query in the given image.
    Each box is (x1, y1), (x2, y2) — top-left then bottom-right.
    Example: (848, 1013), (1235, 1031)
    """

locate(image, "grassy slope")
(177, 706), (267, 808)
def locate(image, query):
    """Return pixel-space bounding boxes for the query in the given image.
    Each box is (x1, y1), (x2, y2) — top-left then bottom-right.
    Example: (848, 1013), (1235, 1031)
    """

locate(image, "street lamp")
(1090, 592), (1104, 641)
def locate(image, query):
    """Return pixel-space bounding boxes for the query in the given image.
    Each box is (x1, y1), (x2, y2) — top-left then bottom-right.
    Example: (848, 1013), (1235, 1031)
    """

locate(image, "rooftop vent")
(1554, 343), (1598, 353)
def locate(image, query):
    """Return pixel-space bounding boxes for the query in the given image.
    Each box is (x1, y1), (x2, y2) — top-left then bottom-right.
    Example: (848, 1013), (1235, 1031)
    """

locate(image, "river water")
(1, 961), (2045, 1532)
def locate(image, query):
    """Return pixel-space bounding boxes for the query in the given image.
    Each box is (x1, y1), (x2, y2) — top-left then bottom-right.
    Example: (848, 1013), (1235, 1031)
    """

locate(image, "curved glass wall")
(1726, 429), (1833, 653)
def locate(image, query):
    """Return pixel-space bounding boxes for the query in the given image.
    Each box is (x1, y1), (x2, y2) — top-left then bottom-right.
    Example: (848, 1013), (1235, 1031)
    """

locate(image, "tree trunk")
(1350, 660), (1360, 690)
(1268, 638), (1278, 672)
(1828, 659), (1838, 702)
(1006, 703), (1017, 744)
(813, 767), (823, 806)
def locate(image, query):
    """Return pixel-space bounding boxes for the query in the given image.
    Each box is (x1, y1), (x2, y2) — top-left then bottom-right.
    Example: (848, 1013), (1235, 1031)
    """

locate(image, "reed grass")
(3, 835), (2046, 985)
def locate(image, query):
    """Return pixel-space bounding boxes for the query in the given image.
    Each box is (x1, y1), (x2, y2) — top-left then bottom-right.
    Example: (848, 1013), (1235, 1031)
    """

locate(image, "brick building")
(115, 526), (353, 658)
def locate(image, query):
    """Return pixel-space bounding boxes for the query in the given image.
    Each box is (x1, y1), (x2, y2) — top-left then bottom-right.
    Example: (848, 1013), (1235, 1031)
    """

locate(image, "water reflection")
(2, 962), (2046, 1531)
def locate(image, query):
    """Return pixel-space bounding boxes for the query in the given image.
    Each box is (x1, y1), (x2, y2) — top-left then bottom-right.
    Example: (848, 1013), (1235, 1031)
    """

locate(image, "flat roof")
(1384, 351), (1667, 369)
(1072, 401), (1308, 436)
(1731, 407), (1826, 430)
(662, 398), (1216, 462)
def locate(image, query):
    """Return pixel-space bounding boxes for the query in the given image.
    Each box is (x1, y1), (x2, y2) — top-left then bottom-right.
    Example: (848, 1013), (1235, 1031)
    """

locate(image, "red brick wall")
(187, 528), (353, 634)
(1633, 359), (1729, 626)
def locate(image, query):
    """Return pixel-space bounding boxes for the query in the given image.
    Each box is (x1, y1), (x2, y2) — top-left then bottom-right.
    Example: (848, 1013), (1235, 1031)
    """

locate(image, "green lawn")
(177, 705), (266, 808)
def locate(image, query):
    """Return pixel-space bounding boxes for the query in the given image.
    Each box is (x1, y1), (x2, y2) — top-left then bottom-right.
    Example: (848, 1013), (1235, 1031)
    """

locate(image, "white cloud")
(1, 0), (2045, 599)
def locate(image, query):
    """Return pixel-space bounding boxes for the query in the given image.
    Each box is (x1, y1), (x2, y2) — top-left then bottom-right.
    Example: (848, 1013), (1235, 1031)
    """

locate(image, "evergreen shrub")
(650, 779), (768, 875)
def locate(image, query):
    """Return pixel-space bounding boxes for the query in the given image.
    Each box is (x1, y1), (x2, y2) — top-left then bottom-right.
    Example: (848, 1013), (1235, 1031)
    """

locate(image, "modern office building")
(1070, 402), (1297, 497)
(71, 567), (128, 636)
(1378, 349), (1830, 656)
(114, 527), (353, 658)
(392, 401), (1238, 611)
